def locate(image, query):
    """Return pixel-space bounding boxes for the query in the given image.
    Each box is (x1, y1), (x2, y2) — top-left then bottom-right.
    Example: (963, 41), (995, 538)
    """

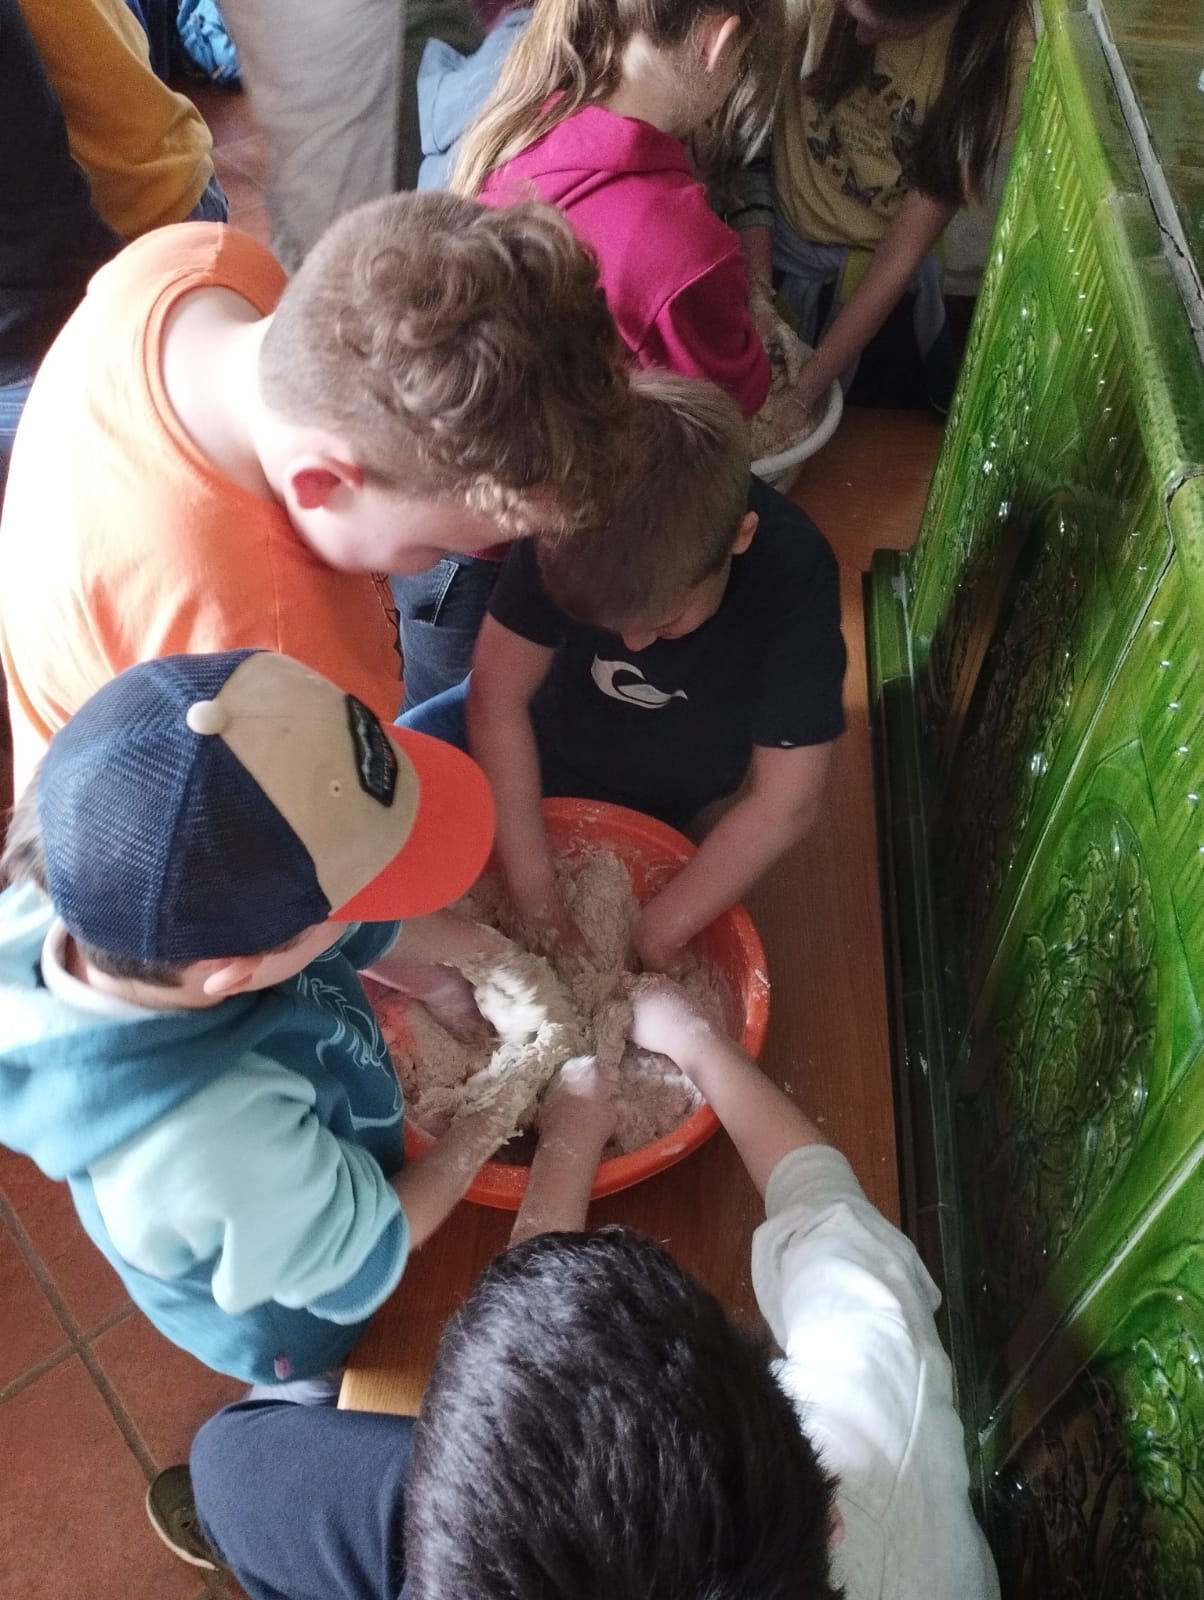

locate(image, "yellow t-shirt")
(20, 0), (215, 237)
(773, 0), (1033, 250)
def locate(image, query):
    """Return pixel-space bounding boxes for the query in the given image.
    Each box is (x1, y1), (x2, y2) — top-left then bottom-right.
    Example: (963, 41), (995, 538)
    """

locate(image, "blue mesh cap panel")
(159, 741), (330, 961)
(39, 650), (331, 961)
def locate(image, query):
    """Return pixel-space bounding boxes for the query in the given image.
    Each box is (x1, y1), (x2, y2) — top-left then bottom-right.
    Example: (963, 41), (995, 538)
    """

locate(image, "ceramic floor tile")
(0, 1356), (203, 1600)
(211, 158), (262, 216)
(0, 1218), (70, 1389)
(0, 1148), (128, 1331)
(90, 1315), (244, 1470)
(186, 82), (260, 149)
(214, 131), (269, 183)
(227, 203), (272, 248)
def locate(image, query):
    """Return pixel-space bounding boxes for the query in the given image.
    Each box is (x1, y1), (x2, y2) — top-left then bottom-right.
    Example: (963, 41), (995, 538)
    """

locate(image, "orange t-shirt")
(0, 225), (403, 795)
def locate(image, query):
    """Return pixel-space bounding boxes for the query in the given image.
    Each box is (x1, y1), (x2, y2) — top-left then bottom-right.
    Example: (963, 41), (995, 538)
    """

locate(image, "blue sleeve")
(339, 921), (402, 973)
(191, 1400), (415, 1600)
(486, 537), (568, 649)
(748, 481), (847, 749)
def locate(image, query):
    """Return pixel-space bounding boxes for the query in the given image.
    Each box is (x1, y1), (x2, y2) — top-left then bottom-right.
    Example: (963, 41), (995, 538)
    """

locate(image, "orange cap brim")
(332, 728), (495, 922)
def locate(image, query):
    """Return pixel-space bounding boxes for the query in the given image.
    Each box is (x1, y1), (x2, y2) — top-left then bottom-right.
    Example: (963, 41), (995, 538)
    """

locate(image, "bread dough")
(364, 847), (726, 1156)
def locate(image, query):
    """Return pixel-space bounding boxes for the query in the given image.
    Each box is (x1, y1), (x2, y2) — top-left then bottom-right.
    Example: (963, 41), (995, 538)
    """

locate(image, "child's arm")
(633, 741), (833, 971)
(790, 188), (957, 412)
(390, 1098), (520, 1248)
(467, 615), (585, 950)
(627, 976), (828, 1194)
(509, 1056), (617, 1245)
(362, 911), (517, 1042)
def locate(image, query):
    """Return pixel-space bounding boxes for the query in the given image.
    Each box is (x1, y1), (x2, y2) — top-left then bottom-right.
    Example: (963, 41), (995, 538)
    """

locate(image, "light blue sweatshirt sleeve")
(88, 1060), (409, 1324)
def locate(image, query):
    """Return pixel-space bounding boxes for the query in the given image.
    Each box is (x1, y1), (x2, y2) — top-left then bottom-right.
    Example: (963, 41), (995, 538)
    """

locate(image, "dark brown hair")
(259, 191), (632, 534)
(803, 0), (1027, 205)
(406, 1228), (844, 1600)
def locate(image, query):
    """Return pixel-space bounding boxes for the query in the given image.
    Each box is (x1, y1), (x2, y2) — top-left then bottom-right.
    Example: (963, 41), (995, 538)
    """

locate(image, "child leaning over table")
(187, 981), (999, 1600)
(408, 376), (846, 971)
(0, 648), (534, 1396)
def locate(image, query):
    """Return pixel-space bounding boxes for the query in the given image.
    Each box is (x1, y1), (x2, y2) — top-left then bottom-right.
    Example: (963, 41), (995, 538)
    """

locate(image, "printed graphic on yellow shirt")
(803, 69), (920, 221)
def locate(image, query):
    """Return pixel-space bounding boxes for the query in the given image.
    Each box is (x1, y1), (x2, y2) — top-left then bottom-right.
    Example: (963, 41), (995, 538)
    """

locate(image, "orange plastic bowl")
(401, 798), (770, 1209)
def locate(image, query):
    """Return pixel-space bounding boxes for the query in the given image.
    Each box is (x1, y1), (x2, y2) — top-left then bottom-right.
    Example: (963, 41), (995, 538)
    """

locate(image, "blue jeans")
(0, 377), (33, 503)
(187, 171), (230, 223)
(397, 676), (469, 750)
(392, 554), (500, 712)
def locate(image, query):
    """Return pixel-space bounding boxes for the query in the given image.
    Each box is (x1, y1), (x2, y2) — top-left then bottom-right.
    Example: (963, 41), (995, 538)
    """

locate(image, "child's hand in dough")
(625, 975), (719, 1069)
(538, 1055), (617, 1152)
(631, 902), (687, 976)
(515, 886), (589, 960)
(750, 286), (804, 390)
(402, 963), (493, 1044)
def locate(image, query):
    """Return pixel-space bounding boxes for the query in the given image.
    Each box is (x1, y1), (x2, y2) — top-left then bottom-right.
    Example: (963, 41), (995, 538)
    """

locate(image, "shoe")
(145, 1464), (224, 1571)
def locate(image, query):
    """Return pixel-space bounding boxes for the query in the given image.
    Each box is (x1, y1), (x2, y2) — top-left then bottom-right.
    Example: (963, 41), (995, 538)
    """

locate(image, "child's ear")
(699, 13), (742, 75)
(731, 510), (758, 555)
(201, 953), (268, 999)
(285, 453), (363, 511)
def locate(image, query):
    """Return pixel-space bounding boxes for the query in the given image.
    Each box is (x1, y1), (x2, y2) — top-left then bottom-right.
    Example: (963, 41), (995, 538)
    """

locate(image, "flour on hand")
(363, 847), (727, 1157)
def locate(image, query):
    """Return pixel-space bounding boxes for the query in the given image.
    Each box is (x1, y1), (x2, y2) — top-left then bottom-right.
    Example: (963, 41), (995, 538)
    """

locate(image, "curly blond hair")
(259, 191), (631, 532)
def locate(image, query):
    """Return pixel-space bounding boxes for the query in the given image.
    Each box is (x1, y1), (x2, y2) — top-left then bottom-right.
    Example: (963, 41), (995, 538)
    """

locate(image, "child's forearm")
(801, 189), (957, 406)
(392, 1105), (512, 1249)
(739, 222), (774, 290)
(675, 1028), (829, 1197)
(635, 790), (813, 969)
(467, 682), (559, 916)
(509, 1120), (609, 1245)
(369, 911), (510, 974)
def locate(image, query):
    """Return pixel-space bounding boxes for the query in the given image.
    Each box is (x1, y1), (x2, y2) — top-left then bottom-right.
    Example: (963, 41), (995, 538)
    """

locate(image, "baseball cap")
(38, 650), (495, 962)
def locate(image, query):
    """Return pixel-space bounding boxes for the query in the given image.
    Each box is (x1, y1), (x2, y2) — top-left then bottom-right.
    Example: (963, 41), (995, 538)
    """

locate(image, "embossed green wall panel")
(952, 569), (1204, 1407)
(987, 1192), (1204, 1594)
(866, 0), (1204, 1586)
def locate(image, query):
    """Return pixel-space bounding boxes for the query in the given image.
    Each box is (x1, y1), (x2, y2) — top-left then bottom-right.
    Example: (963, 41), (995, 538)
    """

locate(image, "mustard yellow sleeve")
(19, 0), (215, 236)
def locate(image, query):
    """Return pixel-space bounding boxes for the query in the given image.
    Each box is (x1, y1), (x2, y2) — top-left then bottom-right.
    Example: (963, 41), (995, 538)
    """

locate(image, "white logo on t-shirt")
(590, 656), (688, 710)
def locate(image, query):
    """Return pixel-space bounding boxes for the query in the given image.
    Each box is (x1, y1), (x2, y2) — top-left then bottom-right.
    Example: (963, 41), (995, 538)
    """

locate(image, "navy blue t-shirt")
(488, 477), (846, 828)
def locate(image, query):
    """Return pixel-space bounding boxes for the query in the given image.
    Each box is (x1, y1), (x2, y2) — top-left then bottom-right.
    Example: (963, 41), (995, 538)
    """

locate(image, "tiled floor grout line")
(0, 1190), (159, 1476)
(82, 1301), (136, 1342)
(73, 1337), (161, 1480)
(0, 1343), (75, 1404)
(0, 1189), (87, 1344)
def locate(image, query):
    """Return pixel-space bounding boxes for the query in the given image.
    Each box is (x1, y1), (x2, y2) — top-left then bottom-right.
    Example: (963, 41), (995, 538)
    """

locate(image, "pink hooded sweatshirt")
(480, 105), (770, 417)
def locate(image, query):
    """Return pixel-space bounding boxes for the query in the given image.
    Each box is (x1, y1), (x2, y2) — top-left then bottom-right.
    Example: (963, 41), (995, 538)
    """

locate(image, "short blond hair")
(259, 191), (630, 532)
(537, 371), (750, 626)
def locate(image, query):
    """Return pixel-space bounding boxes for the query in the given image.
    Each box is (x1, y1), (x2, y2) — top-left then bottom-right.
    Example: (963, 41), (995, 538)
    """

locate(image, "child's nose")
(621, 630), (658, 652)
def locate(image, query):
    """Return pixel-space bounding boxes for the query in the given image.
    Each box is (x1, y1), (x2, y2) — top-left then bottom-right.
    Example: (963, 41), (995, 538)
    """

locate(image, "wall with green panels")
(867, 0), (1204, 1587)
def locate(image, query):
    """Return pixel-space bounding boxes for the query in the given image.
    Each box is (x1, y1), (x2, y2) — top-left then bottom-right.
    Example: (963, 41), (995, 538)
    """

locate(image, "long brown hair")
(803, 0), (1028, 205)
(451, 0), (781, 198)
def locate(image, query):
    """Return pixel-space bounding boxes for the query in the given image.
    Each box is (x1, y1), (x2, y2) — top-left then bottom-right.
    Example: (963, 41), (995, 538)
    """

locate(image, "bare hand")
(515, 887), (589, 959)
(405, 966), (492, 1044)
(750, 286), (804, 391)
(538, 1055), (617, 1150)
(631, 904), (685, 975)
(625, 975), (718, 1067)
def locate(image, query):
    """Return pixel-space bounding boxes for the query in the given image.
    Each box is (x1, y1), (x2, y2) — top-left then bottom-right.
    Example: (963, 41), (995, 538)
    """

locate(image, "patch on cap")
(345, 695), (397, 806)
